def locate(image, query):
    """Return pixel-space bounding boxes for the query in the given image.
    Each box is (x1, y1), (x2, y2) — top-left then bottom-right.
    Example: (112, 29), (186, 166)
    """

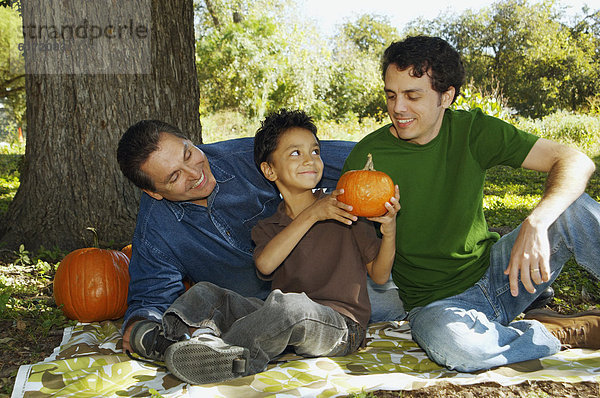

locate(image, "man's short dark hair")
(117, 120), (188, 191)
(382, 35), (465, 103)
(254, 109), (319, 168)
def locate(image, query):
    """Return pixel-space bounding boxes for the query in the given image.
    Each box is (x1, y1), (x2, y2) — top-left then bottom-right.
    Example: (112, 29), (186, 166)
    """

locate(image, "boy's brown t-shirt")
(251, 194), (381, 329)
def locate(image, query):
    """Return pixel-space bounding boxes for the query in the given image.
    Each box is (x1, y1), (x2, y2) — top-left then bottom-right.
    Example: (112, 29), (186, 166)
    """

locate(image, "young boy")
(160, 109), (400, 385)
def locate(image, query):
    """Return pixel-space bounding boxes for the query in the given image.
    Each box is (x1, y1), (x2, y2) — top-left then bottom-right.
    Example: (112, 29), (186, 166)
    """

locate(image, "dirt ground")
(374, 381), (599, 397)
(0, 321), (64, 397)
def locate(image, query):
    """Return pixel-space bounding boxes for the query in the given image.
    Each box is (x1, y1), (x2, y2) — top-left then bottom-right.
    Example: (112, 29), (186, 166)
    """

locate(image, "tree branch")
(204, 0), (221, 29)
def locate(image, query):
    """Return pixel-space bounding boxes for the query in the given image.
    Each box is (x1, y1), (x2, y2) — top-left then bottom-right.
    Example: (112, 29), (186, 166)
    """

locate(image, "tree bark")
(0, 0), (202, 251)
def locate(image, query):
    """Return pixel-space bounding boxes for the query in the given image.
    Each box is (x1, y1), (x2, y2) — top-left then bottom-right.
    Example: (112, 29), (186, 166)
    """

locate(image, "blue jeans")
(367, 276), (406, 322)
(408, 193), (600, 372)
(162, 282), (364, 375)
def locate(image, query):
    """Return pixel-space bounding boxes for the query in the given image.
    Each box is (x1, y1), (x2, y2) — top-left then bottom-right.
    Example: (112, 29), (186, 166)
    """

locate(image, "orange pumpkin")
(336, 153), (395, 217)
(121, 244), (132, 259)
(53, 248), (130, 322)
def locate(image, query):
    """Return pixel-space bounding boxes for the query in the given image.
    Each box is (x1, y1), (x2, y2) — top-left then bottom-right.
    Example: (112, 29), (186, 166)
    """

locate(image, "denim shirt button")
(226, 231), (231, 236)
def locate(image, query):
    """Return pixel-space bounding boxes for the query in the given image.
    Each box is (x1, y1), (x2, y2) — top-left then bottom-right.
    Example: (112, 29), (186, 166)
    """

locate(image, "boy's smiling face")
(260, 127), (323, 193)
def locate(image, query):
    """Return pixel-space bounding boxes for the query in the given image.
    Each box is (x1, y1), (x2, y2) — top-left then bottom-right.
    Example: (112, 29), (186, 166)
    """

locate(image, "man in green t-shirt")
(342, 35), (600, 372)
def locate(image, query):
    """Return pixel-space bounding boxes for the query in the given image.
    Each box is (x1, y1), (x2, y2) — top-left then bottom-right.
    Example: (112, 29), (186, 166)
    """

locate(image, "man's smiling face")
(140, 132), (216, 206)
(384, 65), (454, 145)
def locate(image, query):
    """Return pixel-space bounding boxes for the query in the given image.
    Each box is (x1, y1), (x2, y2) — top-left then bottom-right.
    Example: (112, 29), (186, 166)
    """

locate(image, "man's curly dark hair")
(382, 35), (465, 103)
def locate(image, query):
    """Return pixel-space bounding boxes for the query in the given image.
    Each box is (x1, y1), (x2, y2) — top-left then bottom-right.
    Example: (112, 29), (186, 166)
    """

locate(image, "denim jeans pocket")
(331, 316), (366, 357)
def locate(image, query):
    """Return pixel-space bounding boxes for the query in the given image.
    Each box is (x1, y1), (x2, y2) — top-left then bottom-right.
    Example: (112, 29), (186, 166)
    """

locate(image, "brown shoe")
(524, 308), (600, 349)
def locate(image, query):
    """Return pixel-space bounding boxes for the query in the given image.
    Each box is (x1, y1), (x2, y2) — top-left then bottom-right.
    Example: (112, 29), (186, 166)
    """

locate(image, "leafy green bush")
(515, 111), (600, 155)
(0, 143), (24, 218)
(200, 110), (260, 143)
(200, 110), (383, 143)
(0, 141), (25, 155)
(586, 96), (600, 116)
(451, 87), (511, 120)
(315, 117), (382, 141)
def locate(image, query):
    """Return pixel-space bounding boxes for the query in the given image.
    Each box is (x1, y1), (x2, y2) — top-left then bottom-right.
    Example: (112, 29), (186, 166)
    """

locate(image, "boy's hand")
(367, 185), (400, 236)
(307, 189), (357, 225)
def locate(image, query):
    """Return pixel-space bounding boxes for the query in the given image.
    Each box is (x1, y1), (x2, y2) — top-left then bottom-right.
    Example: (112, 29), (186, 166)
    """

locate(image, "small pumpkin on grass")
(121, 244), (132, 259)
(336, 153), (395, 217)
(53, 228), (130, 322)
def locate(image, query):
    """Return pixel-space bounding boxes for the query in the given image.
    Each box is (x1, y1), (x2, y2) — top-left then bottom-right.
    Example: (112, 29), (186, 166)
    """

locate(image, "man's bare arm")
(505, 138), (595, 296)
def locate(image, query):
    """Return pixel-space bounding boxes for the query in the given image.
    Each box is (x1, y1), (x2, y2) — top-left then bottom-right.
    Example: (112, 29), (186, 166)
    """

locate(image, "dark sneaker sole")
(165, 340), (248, 384)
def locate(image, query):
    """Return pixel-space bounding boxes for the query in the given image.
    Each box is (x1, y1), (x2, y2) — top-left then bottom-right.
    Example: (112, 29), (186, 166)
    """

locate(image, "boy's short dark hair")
(117, 120), (188, 191)
(254, 109), (319, 168)
(382, 35), (465, 103)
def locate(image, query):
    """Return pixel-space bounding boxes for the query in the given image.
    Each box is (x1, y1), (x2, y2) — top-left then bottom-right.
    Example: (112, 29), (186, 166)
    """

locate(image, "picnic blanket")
(11, 320), (600, 397)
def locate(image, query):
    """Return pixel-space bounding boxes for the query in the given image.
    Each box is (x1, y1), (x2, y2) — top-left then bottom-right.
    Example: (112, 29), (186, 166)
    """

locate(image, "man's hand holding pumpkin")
(368, 185), (400, 237)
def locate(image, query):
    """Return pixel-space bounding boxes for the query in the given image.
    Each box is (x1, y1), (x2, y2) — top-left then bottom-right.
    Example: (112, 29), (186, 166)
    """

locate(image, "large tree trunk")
(0, 0), (202, 251)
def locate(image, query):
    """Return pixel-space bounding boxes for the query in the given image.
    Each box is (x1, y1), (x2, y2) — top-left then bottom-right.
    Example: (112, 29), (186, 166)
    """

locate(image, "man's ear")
(260, 161), (277, 182)
(441, 86), (456, 108)
(142, 189), (164, 201)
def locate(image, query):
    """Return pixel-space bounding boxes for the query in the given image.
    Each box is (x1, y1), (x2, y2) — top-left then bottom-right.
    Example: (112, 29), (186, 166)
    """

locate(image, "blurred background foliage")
(1, 0), (599, 142)
(0, 6), (25, 143)
(188, 0), (599, 125)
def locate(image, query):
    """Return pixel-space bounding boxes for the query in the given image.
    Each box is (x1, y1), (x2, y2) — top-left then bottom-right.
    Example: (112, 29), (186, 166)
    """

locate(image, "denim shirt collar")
(163, 162), (235, 221)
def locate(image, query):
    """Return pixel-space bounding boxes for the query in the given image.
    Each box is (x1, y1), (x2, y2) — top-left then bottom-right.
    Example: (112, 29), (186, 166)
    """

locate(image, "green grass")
(0, 256), (76, 395)
(0, 260), (71, 331)
(483, 164), (600, 312)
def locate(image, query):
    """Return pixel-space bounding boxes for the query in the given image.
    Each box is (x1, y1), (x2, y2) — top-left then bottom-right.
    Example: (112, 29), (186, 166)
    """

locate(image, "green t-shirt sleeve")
(468, 109), (539, 170)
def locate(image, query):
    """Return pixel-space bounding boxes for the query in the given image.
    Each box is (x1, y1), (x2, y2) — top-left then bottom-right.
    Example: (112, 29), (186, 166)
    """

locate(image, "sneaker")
(164, 334), (249, 385)
(129, 320), (175, 361)
(523, 286), (555, 313)
(524, 308), (600, 349)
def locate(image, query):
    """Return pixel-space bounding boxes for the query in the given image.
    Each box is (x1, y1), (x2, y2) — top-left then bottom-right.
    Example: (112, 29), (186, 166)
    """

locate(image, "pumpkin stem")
(363, 153), (375, 171)
(86, 227), (99, 248)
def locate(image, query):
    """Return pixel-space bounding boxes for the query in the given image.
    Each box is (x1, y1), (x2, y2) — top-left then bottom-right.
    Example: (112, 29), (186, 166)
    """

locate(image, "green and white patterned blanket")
(11, 320), (600, 397)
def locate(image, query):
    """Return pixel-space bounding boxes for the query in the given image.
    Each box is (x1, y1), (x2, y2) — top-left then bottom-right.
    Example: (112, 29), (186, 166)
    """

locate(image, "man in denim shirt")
(116, 120), (405, 359)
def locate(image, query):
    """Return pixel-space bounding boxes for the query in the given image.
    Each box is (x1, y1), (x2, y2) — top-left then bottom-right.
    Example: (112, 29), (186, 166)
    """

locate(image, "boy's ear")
(260, 161), (277, 182)
(142, 188), (164, 201)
